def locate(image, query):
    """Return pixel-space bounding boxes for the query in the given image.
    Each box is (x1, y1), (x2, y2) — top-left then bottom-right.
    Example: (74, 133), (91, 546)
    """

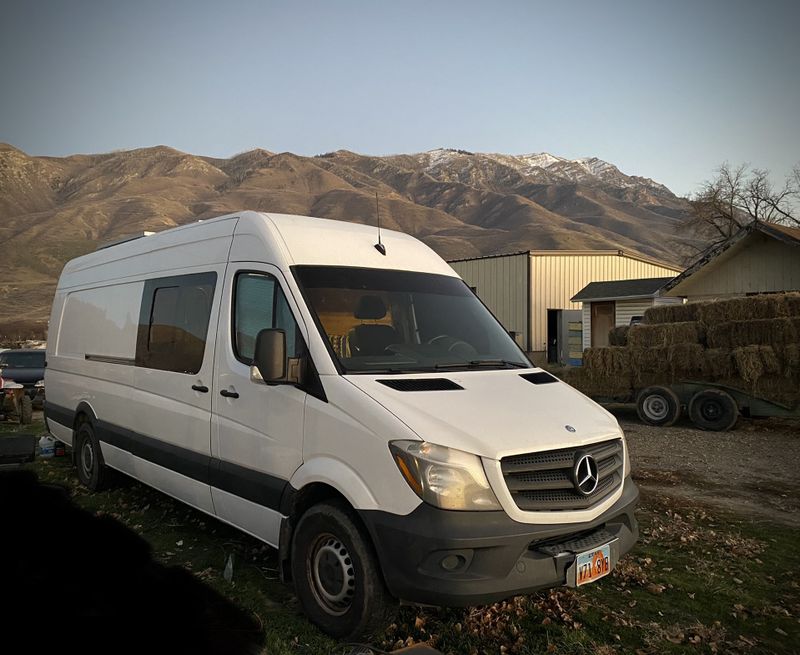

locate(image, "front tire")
(74, 421), (113, 491)
(290, 500), (396, 640)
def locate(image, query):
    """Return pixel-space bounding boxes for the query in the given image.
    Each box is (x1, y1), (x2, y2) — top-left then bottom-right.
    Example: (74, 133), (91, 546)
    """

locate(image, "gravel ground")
(610, 406), (800, 526)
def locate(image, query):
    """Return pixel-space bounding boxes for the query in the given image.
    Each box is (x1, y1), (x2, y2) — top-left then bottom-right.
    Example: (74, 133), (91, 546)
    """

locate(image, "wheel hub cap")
(643, 395), (668, 421)
(81, 440), (94, 477)
(309, 534), (355, 616)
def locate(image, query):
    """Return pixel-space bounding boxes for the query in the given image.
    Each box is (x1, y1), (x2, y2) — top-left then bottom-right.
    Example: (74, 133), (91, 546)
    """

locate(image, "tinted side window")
(234, 272), (301, 364)
(136, 272), (217, 374)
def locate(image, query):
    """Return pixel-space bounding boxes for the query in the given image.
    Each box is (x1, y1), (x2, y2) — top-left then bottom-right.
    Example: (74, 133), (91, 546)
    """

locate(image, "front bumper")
(359, 476), (639, 606)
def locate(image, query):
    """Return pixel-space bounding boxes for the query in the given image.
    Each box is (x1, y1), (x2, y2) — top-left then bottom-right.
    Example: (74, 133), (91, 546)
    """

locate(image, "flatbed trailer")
(592, 381), (800, 431)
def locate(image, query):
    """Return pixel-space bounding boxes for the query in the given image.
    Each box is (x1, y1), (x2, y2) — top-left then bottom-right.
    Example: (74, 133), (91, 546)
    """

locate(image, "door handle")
(191, 384), (209, 393)
(220, 389), (239, 399)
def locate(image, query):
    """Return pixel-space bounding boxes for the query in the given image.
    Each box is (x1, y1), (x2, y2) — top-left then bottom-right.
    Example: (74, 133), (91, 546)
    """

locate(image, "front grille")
(501, 438), (623, 511)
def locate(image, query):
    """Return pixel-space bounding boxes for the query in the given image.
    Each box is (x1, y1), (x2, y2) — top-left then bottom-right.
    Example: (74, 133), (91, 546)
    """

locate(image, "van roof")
(59, 211), (457, 285)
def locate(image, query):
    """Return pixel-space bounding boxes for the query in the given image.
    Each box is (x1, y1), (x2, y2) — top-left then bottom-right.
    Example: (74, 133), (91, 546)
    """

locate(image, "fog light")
(440, 554), (466, 571)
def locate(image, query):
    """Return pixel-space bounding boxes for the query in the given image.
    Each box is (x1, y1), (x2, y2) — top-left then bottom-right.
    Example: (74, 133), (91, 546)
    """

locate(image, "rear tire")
(688, 389), (739, 431)
(74, 421), (113, 491)
(290, 500), (396, 640)
(20, 394), (33, 425)
(636, 386), (681, 427)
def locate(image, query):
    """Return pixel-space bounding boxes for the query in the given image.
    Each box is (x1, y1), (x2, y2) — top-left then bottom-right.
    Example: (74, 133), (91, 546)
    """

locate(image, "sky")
(1, 0), (798, 196)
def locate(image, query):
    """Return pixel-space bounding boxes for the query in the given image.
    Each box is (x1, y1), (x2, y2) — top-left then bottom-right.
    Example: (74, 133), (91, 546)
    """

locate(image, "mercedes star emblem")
(573, 453), (599, 496)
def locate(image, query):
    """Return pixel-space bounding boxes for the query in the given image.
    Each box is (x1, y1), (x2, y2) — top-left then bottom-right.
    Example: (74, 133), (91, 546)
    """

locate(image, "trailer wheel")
(636, 386), (681, 427)
(20, 394), (33, 425)
(74, 421), (113, 490)
(290, 500), (396, 639)
(689, 389), (739, 431)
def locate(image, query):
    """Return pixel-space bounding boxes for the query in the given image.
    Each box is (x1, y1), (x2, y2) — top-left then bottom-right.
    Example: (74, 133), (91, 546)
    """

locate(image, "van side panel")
(46, 282), (142, 445)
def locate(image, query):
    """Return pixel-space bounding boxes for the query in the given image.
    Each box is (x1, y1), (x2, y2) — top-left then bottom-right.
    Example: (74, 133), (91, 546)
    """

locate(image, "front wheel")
(290, 501), (396, 639)
(688, 389), (739, 431)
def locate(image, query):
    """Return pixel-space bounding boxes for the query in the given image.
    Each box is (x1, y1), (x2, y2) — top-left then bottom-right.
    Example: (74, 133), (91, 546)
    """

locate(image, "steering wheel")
(426, 334), (478, 357)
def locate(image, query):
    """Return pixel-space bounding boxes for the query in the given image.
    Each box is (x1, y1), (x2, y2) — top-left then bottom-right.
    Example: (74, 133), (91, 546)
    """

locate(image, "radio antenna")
(374, 191), (386, 255)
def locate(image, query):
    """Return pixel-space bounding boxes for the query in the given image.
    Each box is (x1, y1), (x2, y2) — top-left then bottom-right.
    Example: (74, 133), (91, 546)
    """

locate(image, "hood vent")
(520, 371), (559, 385)
(377, 378), (463, 392)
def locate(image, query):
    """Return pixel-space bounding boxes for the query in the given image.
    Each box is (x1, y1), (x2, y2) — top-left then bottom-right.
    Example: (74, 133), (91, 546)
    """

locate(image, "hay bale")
(643, 303), (700, 325)
(629, 346), (663, 373)
(784, 292), (800, 317)
(628, 343), (705, 386)
(627, 322), (704, 348)
(776, 343), (800, 379)
(608, 325), (630, 346)
(752, 376), (800, 408)
(697, 294), (791, 324)
(583, 347), (631, 375)
(564, 366), (632, 398)
(733, 345), (781, 384)
(667, 343), (706, 379)
(702, 348), (735, 380)
(706, 318), (799, 349)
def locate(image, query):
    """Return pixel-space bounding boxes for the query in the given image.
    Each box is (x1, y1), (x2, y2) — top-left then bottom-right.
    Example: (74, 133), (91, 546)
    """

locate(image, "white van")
(45, 212), (638, 638)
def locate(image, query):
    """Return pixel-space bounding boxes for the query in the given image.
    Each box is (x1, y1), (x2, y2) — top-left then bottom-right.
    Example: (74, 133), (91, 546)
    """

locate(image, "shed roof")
(571, 277), (675, 302)
(447, 248), (680, 271)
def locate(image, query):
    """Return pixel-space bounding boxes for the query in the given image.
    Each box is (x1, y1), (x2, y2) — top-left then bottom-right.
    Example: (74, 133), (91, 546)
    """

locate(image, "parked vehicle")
(45, 212), (638, 638)
(0, 348), (45, 406)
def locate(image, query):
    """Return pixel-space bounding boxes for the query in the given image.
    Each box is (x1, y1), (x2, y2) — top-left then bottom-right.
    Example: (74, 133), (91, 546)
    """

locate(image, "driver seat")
(348, 296), (398, 356)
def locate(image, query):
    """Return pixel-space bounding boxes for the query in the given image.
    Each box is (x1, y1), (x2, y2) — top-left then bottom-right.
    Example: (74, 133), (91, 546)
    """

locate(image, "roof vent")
(377, 378), (464, 392)
(520, 371), (559, 385)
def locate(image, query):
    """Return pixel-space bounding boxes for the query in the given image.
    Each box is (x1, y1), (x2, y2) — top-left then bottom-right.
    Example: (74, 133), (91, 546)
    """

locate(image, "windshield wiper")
(434, 360), (530, 370)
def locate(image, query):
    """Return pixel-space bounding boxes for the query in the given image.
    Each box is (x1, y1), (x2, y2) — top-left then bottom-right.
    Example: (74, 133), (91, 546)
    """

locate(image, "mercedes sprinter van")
(45, 212), (638, 638)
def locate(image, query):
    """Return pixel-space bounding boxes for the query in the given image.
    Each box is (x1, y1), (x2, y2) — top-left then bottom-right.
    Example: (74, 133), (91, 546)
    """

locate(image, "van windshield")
(293, 266), (530, 373)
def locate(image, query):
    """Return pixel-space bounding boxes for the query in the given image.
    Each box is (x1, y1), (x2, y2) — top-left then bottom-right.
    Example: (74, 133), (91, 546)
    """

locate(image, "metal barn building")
(448, 250), (682, 363)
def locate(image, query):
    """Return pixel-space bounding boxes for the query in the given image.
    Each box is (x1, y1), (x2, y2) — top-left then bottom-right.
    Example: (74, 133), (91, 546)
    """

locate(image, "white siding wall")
(615, 299), (653, 327)
(582, 304), (591, 351)
(449, 253), (529, 349)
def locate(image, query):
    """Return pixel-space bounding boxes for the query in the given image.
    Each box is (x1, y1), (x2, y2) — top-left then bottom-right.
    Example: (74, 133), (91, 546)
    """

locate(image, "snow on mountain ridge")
(419, 148), (671, 195)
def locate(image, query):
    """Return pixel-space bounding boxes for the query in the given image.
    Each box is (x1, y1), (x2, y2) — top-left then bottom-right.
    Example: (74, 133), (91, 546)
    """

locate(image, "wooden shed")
(571, 277), (681, 350)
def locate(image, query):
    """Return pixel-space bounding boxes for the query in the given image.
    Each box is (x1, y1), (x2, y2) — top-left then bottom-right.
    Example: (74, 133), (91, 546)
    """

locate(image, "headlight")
(389, 440), (501, 511)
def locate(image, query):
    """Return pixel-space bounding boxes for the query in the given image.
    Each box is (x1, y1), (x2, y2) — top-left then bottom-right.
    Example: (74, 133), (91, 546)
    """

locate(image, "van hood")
(344, 369), (623, 460)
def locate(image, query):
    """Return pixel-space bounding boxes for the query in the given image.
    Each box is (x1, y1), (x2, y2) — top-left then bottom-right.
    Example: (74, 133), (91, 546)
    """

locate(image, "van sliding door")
(129, 267), (225, 514)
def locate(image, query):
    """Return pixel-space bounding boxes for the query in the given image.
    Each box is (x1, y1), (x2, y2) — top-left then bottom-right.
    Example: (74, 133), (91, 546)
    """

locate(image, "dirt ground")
(610, 406), (800, 527)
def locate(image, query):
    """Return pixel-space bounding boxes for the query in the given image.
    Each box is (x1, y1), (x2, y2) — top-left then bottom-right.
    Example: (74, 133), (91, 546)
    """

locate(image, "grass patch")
(7, 429), (798, 654)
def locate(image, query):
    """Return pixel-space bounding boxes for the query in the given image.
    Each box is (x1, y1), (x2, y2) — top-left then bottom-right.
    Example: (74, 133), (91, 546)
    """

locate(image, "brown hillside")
(0, 144), (694, 339)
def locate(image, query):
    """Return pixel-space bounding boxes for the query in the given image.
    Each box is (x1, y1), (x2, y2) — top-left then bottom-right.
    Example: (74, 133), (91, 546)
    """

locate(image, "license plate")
(575, 543), (612, 586)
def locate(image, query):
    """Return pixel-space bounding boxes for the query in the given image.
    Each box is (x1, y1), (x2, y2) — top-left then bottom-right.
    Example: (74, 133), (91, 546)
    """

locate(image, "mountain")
(0, 144), (694, 339)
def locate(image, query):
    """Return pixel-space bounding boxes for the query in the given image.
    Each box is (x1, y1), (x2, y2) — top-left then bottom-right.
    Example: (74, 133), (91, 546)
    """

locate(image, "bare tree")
(685, 163), (799, 251)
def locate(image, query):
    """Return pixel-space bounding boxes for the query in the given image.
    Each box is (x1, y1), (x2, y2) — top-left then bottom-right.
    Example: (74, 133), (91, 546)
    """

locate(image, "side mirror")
(252, 328), (286, 383)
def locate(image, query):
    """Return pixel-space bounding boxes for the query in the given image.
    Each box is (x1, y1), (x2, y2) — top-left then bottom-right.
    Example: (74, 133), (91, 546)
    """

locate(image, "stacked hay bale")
(565, 293), (800, 407)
